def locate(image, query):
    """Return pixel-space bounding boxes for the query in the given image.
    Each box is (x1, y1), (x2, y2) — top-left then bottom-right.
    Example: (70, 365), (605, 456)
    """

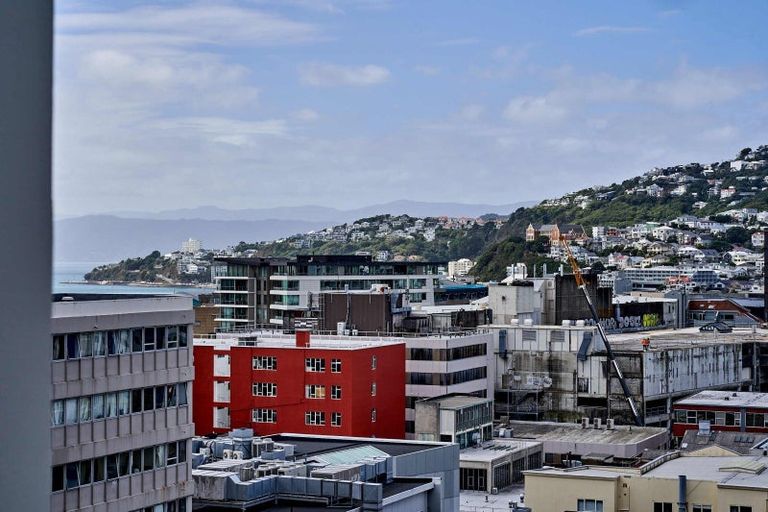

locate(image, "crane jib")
(564, 239), (644, 427)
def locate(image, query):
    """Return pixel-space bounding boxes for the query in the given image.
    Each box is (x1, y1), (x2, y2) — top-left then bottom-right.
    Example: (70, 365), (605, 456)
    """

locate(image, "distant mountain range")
(55, 200), (534, 262)
(95, 200), (536, 224)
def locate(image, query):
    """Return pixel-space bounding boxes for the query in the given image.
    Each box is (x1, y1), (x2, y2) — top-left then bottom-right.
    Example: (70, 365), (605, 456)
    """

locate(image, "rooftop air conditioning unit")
(492, 487), (499, 495)
(606, 419), (615, 430)
(233, 451), (243, 460)
(581, 418), (589, 429)
(593, 418), (602, 429)
(223, 449), (233, 459)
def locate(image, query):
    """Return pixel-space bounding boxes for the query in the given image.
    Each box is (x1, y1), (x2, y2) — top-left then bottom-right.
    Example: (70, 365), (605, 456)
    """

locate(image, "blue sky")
(54, 0), (768, 216)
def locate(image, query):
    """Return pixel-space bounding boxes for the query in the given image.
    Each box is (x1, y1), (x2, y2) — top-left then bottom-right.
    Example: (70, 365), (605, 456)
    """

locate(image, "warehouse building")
(490, 324), (767, 426)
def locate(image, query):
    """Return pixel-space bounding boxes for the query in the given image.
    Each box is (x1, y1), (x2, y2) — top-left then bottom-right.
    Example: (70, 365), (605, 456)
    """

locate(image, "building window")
(52, 441), (187, 492)
(730, 508), (752, 512)
(371, 408), (377, 422)
(331, 385), (342, 400)
(252, 382), (277, 397)
(253, 356), (277, 370)
(578, 500), (604, 512)
(305, 411), (325, 425)
(331, 359), (342, 373)
(331, 412), (342, 427)
(371, 382), (377, 396)
(305, 384), (326, 399)
(252, 408), (277, 423)
(693, 506), (712, 512)
(371, 355), (377, 369)
(654, 503), (673, 512)
(305, 358), (325, 372)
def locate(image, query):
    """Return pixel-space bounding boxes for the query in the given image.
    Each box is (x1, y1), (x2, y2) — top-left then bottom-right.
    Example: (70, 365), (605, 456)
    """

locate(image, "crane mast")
(561, 237), (644, 426)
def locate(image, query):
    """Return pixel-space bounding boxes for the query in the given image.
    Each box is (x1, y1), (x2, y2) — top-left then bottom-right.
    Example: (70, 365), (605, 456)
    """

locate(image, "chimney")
(295, 329), (310, 348)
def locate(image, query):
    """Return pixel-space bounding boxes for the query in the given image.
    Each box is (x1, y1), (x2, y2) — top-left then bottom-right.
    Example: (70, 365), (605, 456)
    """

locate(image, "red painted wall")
(193, 342), (406, 439)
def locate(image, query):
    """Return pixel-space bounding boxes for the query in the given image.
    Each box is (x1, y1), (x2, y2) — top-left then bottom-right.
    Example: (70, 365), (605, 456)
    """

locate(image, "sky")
(54, 0), (768, 217)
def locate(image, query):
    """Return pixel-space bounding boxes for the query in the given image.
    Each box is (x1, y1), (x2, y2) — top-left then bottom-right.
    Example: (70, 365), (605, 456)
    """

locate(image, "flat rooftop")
(510, 420), (667, 445)
(460, 440), (541, 463)
(53, 293), (171, 302)
(194, 334), (404, 351)
(603, 327), (768, 352)
(419, 393), (492, 409)
(644, 455), (768, 488)
(675, 390), (768, 409)
(52, 293), (192, 319)
(269, 433), (453, 459)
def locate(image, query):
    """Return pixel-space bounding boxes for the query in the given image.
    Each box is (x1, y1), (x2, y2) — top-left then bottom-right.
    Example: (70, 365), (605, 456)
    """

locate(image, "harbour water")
(53, 262), (213, 297)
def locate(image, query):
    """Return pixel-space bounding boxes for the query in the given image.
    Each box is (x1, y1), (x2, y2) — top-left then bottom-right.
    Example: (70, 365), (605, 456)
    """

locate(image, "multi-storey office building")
(194, 329), (494, 439)
(50, 294), (195, 512)
(212, 255), (444, 331)
(193, 331), (406, 439)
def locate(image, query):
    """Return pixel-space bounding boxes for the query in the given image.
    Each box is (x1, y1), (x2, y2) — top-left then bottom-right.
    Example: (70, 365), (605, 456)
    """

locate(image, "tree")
(591, 261), (606, 273)
(739, 147), (752, 160)
(725, 226), (750, 245)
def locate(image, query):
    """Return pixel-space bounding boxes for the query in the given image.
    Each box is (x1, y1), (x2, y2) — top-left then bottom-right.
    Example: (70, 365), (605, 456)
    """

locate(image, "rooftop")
(604, 327), (768, 352)
(675, 390), (768, 409)
(681, 429), (768, 455)
(419, 393), (492, 410)
(510, 420), (668, 445)
(269, 433), (454, 459)
(194, 333), (405, 351)
(459, 440), (541, 463)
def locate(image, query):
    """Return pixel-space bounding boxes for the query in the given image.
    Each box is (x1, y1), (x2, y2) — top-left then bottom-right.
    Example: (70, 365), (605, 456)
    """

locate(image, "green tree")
(725, 227), (750, 245)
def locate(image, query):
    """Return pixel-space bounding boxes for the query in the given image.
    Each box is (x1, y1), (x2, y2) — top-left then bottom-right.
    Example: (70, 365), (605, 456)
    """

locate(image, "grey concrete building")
(192, 430), (460, 511)
(50, 294), (195, 512)
(415, 394), (493, 448)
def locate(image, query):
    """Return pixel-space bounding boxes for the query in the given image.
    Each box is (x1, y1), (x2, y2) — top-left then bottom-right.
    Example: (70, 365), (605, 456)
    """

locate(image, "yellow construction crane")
(561, 237), (644, 426)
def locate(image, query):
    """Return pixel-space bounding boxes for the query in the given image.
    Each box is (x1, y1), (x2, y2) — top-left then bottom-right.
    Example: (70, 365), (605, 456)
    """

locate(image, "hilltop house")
(526, 223), (587, 245)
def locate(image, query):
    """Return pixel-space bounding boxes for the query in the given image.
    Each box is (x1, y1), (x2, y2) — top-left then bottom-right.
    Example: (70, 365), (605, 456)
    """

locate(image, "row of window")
(53, 326), (188, 361)
(252, 357), (348, 373)
(674, 409), (745, 427)
(52, 441), (187, 491)
(51, 384), (188, 426)
(131, 498), (188, 512)
(250, 409), (368, 426)
(250, 383), (375, 400)
(407, 344), (487, 362)
(407, 367), (487, 386)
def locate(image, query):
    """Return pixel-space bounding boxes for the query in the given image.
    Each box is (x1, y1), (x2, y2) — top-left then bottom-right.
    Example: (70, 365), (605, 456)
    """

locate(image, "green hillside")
(472, 145), (768, 281)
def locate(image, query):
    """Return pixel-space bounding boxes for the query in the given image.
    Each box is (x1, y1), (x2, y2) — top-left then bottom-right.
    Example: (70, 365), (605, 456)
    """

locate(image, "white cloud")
(503, 96), (567, 124)
(435, 37), (480, 47)
(299, 62), (390, 86)
(57, 4), (321, 46)
(460, 104), (485, 121)
(574, 26), (650, 37)
(414, 65), (440, 76)
(293, 108), (320, 121)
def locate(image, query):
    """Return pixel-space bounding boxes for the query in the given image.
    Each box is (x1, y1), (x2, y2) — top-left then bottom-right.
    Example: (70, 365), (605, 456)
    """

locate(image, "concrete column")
(0, 1), (53, 510)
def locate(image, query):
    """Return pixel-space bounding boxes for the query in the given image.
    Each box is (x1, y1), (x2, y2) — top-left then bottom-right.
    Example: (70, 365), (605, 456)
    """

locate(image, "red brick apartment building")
(672, 390), (768, 438)
(194, 330), (406, 439)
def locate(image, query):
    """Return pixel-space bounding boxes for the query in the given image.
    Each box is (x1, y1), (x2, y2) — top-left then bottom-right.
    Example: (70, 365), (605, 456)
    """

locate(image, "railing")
(202, 324), (490, 339)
